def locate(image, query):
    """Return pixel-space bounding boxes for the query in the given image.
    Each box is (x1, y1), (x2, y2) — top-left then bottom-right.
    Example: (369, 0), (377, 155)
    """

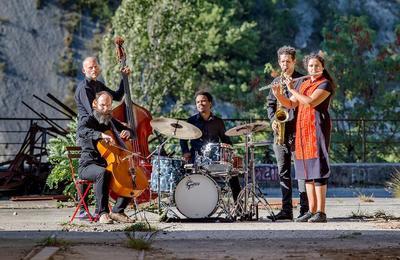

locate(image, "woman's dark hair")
(303, 52), (336, 91)
(195, 90), (213, 103)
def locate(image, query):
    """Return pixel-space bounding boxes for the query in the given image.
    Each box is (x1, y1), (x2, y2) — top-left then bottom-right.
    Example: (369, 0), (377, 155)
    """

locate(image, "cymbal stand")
(235, 132), (275, 221)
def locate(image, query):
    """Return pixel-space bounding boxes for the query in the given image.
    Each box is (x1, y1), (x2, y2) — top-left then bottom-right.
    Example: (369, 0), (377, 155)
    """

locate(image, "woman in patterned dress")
(272, 52), (335, 223)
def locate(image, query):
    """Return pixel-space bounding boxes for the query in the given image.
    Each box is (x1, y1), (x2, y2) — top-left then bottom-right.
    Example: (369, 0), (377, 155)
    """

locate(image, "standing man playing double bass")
(266, 46), (309, 221)
(75, 56), (130, 124)
(74, 56), (131, 220)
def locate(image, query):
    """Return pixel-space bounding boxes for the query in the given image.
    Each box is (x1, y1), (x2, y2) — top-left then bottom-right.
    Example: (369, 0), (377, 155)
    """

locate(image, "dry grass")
(386, 169), (400, 198)
(358, 193), (375, 203)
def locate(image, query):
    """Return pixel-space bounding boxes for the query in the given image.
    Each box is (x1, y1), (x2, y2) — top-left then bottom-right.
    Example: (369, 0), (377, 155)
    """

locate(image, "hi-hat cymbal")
(225, 122), (269, 137)
(150, 118), (202, 140)
(234, 141), (272, 147)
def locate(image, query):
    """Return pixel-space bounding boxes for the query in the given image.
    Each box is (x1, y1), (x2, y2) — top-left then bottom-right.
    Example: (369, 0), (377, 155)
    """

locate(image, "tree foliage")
(95, 1), (399, 163)
(322, 15), (400, 118)
(321, 15), (400, 162)
(100, 0), (259, 117)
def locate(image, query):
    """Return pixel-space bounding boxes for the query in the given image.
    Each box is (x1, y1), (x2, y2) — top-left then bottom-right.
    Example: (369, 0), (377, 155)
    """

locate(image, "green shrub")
(46, 119), (78, 198)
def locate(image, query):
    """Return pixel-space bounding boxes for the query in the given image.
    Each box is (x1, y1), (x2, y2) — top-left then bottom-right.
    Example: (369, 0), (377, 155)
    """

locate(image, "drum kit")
(148, 117), (275, 221)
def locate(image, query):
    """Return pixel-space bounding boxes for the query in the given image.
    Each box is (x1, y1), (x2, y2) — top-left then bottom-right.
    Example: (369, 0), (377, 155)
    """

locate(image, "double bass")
(97, 36), (153, 200)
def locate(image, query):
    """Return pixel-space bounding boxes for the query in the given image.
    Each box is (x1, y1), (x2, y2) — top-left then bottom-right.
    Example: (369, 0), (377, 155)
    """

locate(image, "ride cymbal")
(150, 118), (202, 140)
(225, 122), (269, 137)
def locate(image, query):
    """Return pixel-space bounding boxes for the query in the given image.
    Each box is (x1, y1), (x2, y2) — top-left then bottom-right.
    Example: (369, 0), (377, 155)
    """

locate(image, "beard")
(93, 109), (113, 125)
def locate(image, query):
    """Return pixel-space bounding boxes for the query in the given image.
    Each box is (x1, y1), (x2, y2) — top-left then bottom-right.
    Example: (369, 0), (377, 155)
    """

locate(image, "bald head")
(82, 56), (101, 80)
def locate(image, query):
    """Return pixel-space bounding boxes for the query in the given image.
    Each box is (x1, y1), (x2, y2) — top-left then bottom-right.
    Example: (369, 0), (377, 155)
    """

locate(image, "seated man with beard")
(78, 91), (135, 224)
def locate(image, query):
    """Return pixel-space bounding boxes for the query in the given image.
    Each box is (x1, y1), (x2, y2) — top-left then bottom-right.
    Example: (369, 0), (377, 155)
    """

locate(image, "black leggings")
(305, 178), (328, 186)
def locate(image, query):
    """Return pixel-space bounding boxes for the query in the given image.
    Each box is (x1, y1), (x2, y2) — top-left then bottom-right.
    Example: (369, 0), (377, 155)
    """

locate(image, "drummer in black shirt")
(180, 91), (241, 201)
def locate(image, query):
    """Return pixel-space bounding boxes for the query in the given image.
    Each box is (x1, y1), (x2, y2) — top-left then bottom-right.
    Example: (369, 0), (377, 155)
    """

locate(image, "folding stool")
(66, 146), (94, 223)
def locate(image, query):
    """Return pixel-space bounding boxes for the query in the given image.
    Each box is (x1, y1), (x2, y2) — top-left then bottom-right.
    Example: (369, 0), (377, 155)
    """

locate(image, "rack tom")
(196, 143), (234, 175)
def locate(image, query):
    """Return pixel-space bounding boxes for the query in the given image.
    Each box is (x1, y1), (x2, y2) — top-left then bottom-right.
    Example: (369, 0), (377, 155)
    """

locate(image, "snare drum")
(174, 174), (219, 218)
(196, 143), (234, 174)
(151, 156), (184, 193)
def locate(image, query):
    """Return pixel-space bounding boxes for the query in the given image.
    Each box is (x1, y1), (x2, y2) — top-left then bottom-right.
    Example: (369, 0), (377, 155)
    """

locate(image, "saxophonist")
(266, 46), (309, 221)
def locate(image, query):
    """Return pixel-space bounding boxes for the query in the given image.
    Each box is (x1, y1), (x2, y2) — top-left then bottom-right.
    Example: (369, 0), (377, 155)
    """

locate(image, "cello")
(97, 36), (153, 200)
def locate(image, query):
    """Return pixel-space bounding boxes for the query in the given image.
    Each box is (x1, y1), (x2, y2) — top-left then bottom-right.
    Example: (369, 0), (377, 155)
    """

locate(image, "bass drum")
(174, 174), (219, 218)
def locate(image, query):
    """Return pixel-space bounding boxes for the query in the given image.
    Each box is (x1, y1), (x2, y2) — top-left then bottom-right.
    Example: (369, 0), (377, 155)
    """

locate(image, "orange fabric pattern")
(295, 77), (328, 160)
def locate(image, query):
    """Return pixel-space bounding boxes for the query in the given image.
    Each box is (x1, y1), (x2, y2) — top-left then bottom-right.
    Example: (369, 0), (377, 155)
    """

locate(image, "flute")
(259, 72), (323, 91)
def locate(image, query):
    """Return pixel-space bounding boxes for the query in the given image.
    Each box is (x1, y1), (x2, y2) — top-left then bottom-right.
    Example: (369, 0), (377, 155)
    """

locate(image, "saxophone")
(274, 73), (289, 145)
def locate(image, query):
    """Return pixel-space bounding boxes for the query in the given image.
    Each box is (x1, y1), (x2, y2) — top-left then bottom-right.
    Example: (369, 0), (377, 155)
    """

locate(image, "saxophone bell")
(274, 107), (289, 145)
(274, 72), (290, 145)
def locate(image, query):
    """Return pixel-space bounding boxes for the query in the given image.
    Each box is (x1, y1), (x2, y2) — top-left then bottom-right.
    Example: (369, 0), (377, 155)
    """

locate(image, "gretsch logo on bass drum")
(186, 178), (200, 190)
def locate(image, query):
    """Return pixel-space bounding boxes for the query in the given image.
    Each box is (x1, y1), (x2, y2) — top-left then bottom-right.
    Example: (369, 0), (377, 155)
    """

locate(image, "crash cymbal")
(225, 122), (269, 137)
(234, 140), (272, 147)
(150, 117), (202, 140)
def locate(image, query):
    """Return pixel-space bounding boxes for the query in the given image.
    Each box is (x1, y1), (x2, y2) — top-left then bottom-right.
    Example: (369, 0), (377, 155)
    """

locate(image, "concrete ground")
(0, 190), (399, 259)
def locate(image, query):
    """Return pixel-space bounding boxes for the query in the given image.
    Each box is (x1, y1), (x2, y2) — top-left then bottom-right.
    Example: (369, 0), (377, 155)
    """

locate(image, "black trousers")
(229, 175), (241, 202)
(273, 135), (309, 214)
(78, 164), (131, 216)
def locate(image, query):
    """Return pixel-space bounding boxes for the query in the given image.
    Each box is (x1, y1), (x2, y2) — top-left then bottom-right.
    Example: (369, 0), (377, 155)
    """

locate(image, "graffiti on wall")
(242, 164), (279, 188)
